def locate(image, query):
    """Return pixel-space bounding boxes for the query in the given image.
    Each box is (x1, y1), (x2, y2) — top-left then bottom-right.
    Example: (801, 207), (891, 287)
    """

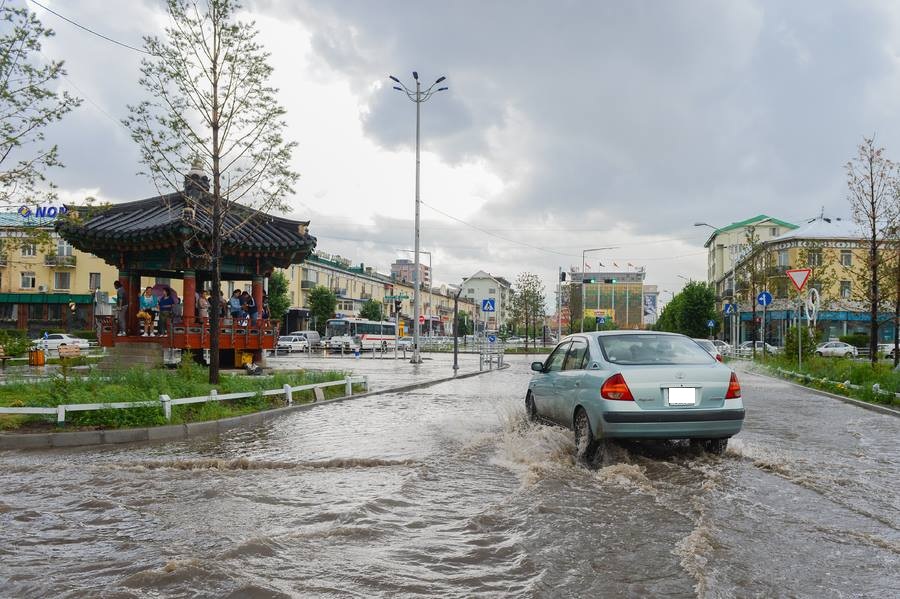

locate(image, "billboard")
(643, 294), (658, 324)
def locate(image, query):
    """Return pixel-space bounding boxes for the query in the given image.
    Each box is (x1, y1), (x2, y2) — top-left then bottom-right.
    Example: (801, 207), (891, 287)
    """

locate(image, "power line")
(28, 0), (152, 55)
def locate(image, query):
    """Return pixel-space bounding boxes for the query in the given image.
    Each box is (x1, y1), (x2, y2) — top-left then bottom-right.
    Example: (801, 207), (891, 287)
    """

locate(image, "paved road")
(0, 357), (897, 597)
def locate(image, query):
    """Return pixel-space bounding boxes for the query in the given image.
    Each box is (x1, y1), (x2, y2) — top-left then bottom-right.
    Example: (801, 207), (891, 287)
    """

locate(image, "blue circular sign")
(757, 291), (773, 307)
(488, 335), (497, 343)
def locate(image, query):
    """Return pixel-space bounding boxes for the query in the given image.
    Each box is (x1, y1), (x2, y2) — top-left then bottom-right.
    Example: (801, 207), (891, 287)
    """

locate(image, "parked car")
(32, 333), (90, 352)
(288, 330), (321, 348)
(712, 340), (732, 355)
(815, 341), (858, 358)
(397, 336), (414, 350)
(526, 332), (744, 463)
(877, 343), (897, 360)
(693, 338), (724, 362)
(276, 335), (309, 353)
(736, 341), (781, 356)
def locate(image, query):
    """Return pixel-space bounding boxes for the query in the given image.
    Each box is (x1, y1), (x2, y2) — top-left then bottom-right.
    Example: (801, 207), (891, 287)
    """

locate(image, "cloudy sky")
(24, 0), (900, 304)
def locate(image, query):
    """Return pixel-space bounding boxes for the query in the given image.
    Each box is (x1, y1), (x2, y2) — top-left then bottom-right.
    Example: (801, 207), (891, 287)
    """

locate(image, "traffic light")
(604, 278), (617, 284)
(559, 272), (567, 282)
(584, 277), (595, 284)
(394, 299), (402, 313)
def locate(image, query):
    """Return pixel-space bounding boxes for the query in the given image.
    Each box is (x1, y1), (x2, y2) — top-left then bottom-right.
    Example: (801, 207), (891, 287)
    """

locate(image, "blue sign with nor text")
(757, 291), (772, 307)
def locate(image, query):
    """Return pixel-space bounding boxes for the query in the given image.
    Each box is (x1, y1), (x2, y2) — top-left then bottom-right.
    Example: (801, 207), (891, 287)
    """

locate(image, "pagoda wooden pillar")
(183, 270), (196, 324)
(252, 276), (264, 321)
(128, 273), (140, 335)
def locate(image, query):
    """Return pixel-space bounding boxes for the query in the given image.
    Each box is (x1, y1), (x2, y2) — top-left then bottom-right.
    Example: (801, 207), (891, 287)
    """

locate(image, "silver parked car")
(815, 341), (858, 358)
(526, 331), (744, 465)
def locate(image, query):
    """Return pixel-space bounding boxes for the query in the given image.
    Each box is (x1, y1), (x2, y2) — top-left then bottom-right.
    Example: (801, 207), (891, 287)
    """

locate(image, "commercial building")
(708, 213), (897, 345)
(571, 267), (646, 329)
(702, 215), (799, 284)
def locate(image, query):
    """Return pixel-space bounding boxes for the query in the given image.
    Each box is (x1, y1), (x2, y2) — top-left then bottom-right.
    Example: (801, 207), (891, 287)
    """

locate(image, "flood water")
(0, 356), (898, 598)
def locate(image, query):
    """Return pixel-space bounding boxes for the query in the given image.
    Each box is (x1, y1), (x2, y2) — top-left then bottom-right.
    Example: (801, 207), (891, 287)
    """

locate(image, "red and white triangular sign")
(786, 268), (812, 292)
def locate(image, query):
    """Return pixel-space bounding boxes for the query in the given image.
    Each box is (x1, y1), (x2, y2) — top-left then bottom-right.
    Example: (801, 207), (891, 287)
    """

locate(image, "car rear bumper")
(603, 408), (745, 423)
(599, 408), (745, 440)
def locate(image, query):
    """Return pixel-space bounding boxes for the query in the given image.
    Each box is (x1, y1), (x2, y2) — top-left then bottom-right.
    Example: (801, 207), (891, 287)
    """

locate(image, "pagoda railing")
(96, 315), (280, 352)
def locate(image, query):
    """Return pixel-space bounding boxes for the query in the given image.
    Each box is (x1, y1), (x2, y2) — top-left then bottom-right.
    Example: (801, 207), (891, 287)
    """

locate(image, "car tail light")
(715, 354), (724, 362)
(725, 372), (741, 399)
(601, 373), (634, 401)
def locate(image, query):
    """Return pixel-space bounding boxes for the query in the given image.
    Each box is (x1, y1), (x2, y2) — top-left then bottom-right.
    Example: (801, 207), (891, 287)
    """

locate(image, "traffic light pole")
(557, 267), (562, 340)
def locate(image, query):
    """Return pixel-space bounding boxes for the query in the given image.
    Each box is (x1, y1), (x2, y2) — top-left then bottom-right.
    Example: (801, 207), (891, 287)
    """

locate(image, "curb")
(743, 369), (900, 418)
(0, 365), (510, 450)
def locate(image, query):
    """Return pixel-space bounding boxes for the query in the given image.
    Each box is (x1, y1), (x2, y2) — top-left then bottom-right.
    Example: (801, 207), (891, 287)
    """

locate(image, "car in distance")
(693, 338), (724, 362)
(736, 341), (781, 356)
(526, 331), (744, 465)
(397, 336), (414, 350)
(815, 341), (858, 358)
(877, 343), (896, 360)
(276, 335), (309, 353)
(32, 333), (90, 352)
(712, 339), (732, 356)
(288, 330), (321, 348)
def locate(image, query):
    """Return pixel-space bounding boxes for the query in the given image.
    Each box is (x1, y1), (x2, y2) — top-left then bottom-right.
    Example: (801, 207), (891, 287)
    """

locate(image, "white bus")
(325, 318), (397, 351)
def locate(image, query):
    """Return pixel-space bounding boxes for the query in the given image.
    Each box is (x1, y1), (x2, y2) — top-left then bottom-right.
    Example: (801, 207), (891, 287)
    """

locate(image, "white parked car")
(276, 335), (309, 353)
(32, 333), (90, 352)
(712, 340), (732, 355)
(815, 341), (858, 358)
(877, 343), (896, 360)
(736, 341), (782, 356)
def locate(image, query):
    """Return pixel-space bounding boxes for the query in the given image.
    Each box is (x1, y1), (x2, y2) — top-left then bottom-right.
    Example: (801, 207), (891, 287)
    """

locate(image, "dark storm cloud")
(269, 0), (900, 235)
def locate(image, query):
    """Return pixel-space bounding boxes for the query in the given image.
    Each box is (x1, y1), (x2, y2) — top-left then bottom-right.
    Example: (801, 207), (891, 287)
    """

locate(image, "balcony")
(360, 292), (373, 300)
(332, 287), (347, 297)
(45, 254), (77, 267)
(300, 279), (316, 289)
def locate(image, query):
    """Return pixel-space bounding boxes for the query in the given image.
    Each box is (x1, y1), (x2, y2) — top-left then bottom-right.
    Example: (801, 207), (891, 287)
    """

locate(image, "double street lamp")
(389, 71), (448, 364)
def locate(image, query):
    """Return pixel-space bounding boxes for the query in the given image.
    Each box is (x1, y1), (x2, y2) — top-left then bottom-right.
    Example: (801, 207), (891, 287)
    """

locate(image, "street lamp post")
(390, 72), (448, 363)
(580, 247), (617, 333)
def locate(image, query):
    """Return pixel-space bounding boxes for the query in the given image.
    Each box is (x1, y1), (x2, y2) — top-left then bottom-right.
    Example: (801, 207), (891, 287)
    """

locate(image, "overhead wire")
(28, 0), (152, 55)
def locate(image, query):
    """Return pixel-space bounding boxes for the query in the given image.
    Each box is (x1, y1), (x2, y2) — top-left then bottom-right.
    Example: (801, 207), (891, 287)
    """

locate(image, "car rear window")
(598, 334), (715, 365)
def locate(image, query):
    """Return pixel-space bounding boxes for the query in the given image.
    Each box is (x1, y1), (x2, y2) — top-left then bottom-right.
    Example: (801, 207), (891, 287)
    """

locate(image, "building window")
(840, 250), (852, 267)
(21, 243), (36, 257)
(467, 288), (474, 294)
(47, 304), (62, 321)
(808, 250), (822, 267)
(840, 280), (851, 299)
(28, 304), (42, 320)
(54, 271), (71, 290)
(56, 239), (73, 256)
(20, 271), (35, 289)
(770, 227), (778, 237)
(777, 250), (789, 267)
(290, 291), (295, 305)
(488, 287), (497, 294)
(0, 304), (16, 321)
(89, 272), (101, 291)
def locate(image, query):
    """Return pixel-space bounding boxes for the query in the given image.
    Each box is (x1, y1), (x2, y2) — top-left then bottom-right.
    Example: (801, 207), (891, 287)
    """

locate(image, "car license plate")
(667, 387), (696, 406)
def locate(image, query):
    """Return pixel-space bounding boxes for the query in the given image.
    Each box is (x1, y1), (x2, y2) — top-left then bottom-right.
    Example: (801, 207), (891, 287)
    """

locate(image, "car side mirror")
(530, 361), (544, 372)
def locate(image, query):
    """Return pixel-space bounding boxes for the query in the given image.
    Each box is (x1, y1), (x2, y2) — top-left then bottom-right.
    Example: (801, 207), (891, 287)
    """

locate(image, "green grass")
(760, 355), (900, 408)
(0, 359), (350, 431)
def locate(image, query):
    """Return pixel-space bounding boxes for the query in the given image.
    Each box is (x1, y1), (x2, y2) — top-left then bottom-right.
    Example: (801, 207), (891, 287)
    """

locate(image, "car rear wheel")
(525, 392), (537, 422)
(574, 408), (608, 467)
(815, 351), (823, 357)
(693, 438), (728, 455)
(845, 352), (853, 358)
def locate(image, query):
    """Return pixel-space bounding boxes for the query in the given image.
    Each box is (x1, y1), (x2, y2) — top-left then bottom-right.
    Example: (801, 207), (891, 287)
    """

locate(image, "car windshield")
(278, 336), (295, 342)
(598, 334), (715, 365)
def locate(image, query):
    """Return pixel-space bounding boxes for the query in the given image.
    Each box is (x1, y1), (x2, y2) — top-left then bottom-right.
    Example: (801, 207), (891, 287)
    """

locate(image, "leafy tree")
(0, 5), (80, 207)
(267, 271), (290, 327)
(359, 299), (383, 321)
(512, 272), (545, 349)
(308, 286), (336, 335)
(567, 281), (582, 334)
(845, 137), (900, 364)
(124, 0), (298, 383)
(655, 281), (717, 338)
(784, 325), (817, 363)
(456, 310), (472, 336)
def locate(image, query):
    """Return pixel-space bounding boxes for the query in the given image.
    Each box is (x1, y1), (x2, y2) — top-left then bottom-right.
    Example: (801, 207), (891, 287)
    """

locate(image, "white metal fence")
(0, 375), (368, 425)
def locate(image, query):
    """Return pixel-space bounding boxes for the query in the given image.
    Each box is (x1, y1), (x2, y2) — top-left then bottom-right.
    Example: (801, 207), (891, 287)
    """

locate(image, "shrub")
(839, 333), (869, 348)
(784, 325), (817, 361)
(0, 331), (32, 357)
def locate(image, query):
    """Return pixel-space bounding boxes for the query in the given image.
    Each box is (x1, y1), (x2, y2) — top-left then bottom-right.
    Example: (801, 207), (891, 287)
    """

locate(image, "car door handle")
(574, 381), (581, 387)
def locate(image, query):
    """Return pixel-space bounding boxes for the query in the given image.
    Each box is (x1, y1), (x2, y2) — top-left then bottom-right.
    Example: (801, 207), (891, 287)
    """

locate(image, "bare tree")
(124, 0), (298, 383)
(845, 137), (899, 364)
(0, 4), (80, 207)
(512, 272), (545, 349)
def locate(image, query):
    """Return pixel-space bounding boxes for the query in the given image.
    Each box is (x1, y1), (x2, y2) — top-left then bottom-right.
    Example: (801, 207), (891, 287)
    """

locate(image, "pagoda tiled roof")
(57, 193), (315, 255)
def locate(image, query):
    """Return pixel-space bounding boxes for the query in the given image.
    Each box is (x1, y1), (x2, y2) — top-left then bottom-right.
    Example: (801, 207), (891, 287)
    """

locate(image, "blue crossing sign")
(596, 316), (605, 326)
(757, 291), (772, 307)
(723, 303), (736, 315)
(707, 319), (716, 328)
(481, 298), (496, 312)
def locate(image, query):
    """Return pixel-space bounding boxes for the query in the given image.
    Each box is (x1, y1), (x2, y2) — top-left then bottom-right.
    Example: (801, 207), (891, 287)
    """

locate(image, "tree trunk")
(894, 245), (899, 368)
(209, 3), (222, 384)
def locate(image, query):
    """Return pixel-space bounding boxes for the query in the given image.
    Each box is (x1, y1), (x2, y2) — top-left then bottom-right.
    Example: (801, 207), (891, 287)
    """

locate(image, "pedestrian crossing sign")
(481, 299), (496, 312)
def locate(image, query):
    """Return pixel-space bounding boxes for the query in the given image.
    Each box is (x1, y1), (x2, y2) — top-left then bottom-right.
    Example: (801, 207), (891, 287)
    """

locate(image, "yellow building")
(718, 215), (897, 344)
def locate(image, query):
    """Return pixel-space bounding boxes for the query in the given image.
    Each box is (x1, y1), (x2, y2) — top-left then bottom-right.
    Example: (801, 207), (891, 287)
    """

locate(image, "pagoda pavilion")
(56, 164), (316, 364)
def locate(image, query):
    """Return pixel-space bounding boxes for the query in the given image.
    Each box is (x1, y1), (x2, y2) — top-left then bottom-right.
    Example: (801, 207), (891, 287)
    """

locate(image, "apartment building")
(461, 271), (512, 332)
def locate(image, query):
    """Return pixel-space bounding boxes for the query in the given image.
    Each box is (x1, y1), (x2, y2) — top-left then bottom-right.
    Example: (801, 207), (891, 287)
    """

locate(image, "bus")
(325, 318), (397, 351)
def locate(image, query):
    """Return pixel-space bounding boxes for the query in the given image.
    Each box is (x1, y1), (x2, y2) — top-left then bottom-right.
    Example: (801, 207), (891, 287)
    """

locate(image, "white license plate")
(667, 387), (696, 406)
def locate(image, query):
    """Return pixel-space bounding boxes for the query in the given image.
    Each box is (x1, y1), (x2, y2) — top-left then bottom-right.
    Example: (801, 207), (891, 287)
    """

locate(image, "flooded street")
(1, 356), (898, 598)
